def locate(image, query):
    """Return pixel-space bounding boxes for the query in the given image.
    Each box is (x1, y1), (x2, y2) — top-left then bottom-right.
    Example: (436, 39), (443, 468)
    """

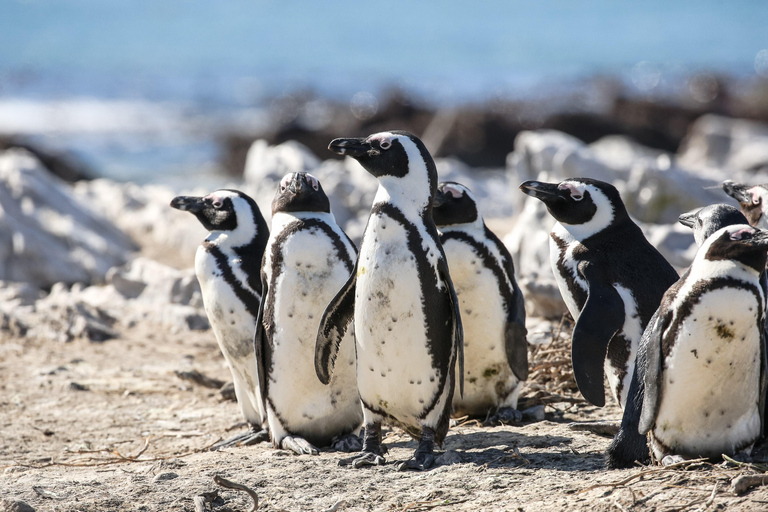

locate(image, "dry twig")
(214, 475), (259, 512)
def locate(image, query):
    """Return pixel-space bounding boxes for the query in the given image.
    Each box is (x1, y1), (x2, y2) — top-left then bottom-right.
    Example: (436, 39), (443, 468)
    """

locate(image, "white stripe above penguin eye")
(558, 181), (616, 241)
(442, 184), (464, 198)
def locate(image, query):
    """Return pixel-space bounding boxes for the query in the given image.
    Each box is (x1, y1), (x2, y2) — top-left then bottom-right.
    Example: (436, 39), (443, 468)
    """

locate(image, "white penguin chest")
(549, 227), (587, 321)
(442, 238), (516, 410)
(355, 213), (440, 418)
(653, 287), (762, 457)
(195, 246), (258, 362)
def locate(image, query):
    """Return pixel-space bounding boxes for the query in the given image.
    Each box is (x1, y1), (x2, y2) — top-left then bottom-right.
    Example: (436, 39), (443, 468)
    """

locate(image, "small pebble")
(152, 472), (179, 483)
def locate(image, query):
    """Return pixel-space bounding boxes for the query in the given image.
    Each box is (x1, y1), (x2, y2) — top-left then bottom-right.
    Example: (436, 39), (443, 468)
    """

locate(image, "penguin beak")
(677, 211), (697, 229)
(722, 180), (752, 205)
(519, 181), (566, 203)
(746, 228), (768, 248)
(288, 173), (309, 194)
(328, 138), (371, 158)
(170, 195), (206, 213)
(433, 189), (448, 208)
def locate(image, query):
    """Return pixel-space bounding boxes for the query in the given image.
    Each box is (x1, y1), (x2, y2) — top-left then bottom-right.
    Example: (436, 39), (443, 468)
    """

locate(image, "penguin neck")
(270, 210), (337, 235)
(373, 182), (431, 221)
(436, 214), (485, 235)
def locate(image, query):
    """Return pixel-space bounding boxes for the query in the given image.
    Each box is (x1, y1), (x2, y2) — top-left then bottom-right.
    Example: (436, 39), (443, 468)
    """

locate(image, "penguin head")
(271, 172), (330, 215)
(328, 131), (437, 206)
(519, 178), (628, 240)
(432, 182), (481, 227)
(678, 204), (748, 246)
(170, 189), (265, 246)
(722, 180), (768, 228)
(702, 224), (768, 273)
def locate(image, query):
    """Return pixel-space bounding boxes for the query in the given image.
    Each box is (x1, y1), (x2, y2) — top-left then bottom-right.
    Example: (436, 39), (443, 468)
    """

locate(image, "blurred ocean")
(1, 0), (767, 184)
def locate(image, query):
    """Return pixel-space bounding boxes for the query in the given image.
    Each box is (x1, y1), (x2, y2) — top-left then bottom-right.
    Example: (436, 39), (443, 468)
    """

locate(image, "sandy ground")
(2, 325), (768, 512)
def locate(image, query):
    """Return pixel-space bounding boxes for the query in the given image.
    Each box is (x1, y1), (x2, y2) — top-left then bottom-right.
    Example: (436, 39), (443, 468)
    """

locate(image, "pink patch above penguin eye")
(279, 174), (293, 192)
(559, 183), (583, 201)
(306, 173), (320, 191)
(730, 228), (755, 240)
(443, 185), (463, 198)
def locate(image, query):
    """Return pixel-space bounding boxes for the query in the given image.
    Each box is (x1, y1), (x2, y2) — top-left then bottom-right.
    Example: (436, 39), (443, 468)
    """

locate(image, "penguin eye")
(280, 185), (287, 192)
(753, 195), (761, 206)
(559, 183), (583, 201)
(212, 200), (224, 209)
(380, 140), (391, 150)
(306, 174), (320, 191)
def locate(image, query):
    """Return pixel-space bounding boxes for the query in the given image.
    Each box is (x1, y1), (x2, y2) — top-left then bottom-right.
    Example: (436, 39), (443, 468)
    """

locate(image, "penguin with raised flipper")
(170, 189), (270, 448)
(255, 172), (363, 455)
(317, 131), (463, 471)
(639, 225), (768, 465)
(519, 178), (678, 409)
(607, 204), (754, 468)
(722, 180), (768, 229)
(432, 181), (528, 425)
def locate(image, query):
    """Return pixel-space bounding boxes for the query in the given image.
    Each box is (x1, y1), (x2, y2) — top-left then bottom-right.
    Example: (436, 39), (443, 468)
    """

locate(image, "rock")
(521, 405), (546, 422)
(678, 114), (768, 177)
(0, 149), (137, 288)
(243, 139), (320, 185)
(73, 179), (211, 267)
(107, 257), (202, 307)
(1, 499), (35, 512)
(219, 382), (236, 401)
(436, 450), (462, 466)
(152, 471), (179, 483)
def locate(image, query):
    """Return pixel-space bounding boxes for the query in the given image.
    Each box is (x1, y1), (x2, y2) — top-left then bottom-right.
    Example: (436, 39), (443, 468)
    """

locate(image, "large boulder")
(0, 149), (137, 288)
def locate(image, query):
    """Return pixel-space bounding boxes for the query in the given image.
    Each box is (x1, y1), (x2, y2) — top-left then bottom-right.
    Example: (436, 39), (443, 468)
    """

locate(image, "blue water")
(0, 0), (766, 182)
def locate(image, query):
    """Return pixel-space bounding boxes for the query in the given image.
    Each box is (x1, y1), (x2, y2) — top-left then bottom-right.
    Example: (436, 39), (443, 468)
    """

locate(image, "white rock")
(0, 149), (136, 288)
(243, 139), (320, 185)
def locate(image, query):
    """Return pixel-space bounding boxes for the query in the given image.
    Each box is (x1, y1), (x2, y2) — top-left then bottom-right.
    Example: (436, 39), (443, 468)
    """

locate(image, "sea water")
(0, 0), (766, 183)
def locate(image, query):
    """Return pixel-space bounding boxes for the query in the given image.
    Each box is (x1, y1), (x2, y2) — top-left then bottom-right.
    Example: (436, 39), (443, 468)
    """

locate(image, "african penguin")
(722, 180), (768, 229)
(606, 203), (754, 468)
(317, 130), (463, 471)
(169, 189), (269, 448)
(519, 178), (678, 408)
(255, 172), (363, 455)
(432, 181), (528, 424)
(678, 204), (749, 246)
(638, 225), (768, 464)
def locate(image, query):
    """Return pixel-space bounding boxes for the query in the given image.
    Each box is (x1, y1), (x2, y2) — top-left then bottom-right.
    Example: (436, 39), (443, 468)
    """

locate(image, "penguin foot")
(338, 451), (386, 468)
(281, 436), (320, 455)
(397, 450), (436, 472)
(397, 426), (437, 472)
(330, 432), (364, 453)
(485, 407), (523, 427)
(661, 454), (686, 466)
(210, 426), (270, 450)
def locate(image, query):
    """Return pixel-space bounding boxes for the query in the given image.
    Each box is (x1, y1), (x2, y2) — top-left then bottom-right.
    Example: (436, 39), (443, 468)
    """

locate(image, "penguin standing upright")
(255, 172), (363, 455)
(317, 131), (463, 471)
(607, 204), (754, 468)
(170, 189), (269, 448)
(638, 225), (768, 464)
(722, 180), (768, 229)
(519, 178), (678, 408)
(432, 181), (528, 424)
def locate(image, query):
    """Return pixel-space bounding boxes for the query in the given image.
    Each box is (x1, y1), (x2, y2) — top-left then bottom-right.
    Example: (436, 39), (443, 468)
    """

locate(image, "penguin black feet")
(281, 435), (320, 455)
(330, 432), (364, 453)
(397, 427), (437, 472)
(339, 422), (386, 468)
(210, 424), (270, 450)
(485, 407), (523, 427)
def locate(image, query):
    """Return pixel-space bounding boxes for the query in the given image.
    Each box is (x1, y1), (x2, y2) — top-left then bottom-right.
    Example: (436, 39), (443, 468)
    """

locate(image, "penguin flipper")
(253, 271), (269, 406)
(438, 257), (464, 398)
(315, 262), (357, 385)
(572, 262), (625, 407)
(638, 308), (668, 435)
(489, 227), (530, 382)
